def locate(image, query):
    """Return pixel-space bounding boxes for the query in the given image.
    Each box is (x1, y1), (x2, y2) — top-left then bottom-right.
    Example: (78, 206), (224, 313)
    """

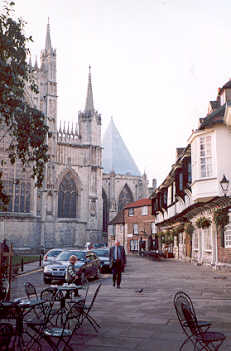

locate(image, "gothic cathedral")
(0, 22), (149, 250)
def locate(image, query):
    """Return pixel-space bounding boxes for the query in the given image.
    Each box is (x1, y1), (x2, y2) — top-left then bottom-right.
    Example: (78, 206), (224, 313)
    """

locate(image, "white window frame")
(133, 224), (138, 235)
(193, 229), (199, 250)
(224, 230), (231, 248)
(128, 208), (134, 216)
(141, 206), (148, 215)
(203, 227), (212, 251)
(130, 240), (138, 251)
(199, 135), (213, 178)
(151, 222), (156, 234)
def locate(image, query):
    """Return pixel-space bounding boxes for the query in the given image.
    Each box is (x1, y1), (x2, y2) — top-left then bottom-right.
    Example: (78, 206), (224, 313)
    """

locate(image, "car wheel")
(43, 277), (51, 284)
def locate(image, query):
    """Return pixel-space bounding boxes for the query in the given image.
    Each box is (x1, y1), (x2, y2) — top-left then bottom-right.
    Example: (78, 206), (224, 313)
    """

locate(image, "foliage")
(213, 208), (229, 228)
(195, 216), (211, 229)
(184, 222), (195, 236)
(0, 1), (48, 205)
(13, 254), (39, 266)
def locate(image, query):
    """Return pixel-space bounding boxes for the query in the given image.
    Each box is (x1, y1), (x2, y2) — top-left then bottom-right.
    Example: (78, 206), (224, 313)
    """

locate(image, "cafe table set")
(0, 282), (86, 350)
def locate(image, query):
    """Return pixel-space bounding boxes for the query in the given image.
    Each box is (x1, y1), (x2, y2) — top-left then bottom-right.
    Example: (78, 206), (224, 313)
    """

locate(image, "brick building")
(123, 199), (155, 254)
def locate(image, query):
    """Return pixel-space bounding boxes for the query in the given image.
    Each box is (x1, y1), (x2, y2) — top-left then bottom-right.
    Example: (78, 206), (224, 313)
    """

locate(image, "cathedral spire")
(84, 65), (94, 114)
(45, 18), (52, 51)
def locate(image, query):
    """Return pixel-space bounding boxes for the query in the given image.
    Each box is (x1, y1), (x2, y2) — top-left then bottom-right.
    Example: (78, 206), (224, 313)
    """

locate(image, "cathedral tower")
(78, 66), (101, 146)
(38, 20), (58, 248)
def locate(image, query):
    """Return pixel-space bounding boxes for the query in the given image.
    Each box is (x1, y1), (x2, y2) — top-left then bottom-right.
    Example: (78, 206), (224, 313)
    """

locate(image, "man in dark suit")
(109, 241), (126, 288)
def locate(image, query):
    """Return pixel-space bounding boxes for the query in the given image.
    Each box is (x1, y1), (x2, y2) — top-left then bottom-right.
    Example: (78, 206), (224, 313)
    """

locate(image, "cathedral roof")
(102, 118), (141, 176)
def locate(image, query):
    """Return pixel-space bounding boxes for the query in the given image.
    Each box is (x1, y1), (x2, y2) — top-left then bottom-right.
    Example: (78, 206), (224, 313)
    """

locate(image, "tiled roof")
(219, 79), (231, 94)
(124, 198), (152, 209)
(209, 100), (220, 110)
(199, 104), (225, 129)
(108, 211), (124, 225)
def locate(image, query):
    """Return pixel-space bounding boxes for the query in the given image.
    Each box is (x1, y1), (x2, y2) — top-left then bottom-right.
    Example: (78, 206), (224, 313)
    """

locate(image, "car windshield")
(93, 250), (108, 257)
(56, 251), (85, 261)
(48, 250), (62, 257)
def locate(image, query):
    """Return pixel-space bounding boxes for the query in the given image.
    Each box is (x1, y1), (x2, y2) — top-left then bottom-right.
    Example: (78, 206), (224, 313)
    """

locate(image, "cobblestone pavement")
(12, 256), (231, 350)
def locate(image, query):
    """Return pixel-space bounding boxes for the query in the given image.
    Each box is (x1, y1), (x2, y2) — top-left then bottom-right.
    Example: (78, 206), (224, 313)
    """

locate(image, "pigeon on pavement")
(135, 288), (143, 293)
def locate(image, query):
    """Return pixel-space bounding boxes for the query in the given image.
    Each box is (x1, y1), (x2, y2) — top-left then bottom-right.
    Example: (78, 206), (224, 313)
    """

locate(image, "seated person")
(65, 255), (79, 297)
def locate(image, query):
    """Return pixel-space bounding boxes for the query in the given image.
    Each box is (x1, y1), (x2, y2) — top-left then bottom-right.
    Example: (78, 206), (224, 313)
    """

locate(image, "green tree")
(0, 1), (48, 208)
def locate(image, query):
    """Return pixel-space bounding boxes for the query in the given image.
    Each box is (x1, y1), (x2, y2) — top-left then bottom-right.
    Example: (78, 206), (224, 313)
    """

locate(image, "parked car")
(92, 248), (111, 273)
(42, 248), (64, 267)
(85, 242), (107, 250)
(43, 249), (101, 284)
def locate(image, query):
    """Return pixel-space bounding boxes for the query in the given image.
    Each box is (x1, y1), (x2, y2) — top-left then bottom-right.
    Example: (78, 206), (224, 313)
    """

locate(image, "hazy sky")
(13, 0), (231, 186)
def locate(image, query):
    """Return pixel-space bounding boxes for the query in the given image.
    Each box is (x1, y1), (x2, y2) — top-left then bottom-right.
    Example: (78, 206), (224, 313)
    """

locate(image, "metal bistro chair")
(0, 323), (14, 350)
(24, 282), (39, 301)
(40, 287), (67, 327)
(174, 291), (226, 351)
(24, 291), (56, 350)
(0, 280), (9, 303)
(81, 282), (102, 332)
(42, 300), (83, 351)
(24, 282), (43, 319)
(0, 302), (25, 350)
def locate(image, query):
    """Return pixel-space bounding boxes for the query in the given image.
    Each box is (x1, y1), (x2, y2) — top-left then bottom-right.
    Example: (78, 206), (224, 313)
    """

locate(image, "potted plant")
(196, 216), (211, 229)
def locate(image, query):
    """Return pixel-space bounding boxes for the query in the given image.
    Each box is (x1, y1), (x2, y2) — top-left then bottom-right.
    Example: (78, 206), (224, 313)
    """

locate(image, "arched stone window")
(58, 173), (77, 218)
(0, 162), (31, 213)
(118, 184), (134, 212)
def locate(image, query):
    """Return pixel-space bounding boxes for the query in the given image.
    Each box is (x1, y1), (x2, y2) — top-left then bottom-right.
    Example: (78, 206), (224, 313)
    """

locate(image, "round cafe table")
(48, 284), (84, 325)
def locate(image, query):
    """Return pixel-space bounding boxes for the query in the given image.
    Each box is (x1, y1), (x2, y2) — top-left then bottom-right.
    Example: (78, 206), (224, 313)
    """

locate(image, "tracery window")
(118, 184), (133, 212)
(1, 180), (31, 213)
(58, 173), (77, 218)
(0, 161), (31, 213)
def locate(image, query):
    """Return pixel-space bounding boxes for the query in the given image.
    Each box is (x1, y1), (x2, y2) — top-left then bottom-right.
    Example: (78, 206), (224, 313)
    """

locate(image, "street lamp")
(220, 174), (229, 197)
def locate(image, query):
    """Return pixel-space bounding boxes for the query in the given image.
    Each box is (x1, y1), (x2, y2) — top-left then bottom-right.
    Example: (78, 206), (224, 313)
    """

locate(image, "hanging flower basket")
(184, 222), (195, 236)
(213, 208), (229, 228)
(196, 216), (211, 229)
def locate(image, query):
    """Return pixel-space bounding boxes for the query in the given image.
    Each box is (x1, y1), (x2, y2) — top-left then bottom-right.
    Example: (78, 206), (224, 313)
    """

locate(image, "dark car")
(43, 249), (100, 284)
(92, 248), (111, 273)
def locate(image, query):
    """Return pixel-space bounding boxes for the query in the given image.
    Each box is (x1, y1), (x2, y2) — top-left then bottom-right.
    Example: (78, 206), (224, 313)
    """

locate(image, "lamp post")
(220, 174), (229, 197)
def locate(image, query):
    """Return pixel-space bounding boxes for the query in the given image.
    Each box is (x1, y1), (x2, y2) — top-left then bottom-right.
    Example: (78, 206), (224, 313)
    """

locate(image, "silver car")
(42, 248), (64, 267)
(43, 249), (101, 284)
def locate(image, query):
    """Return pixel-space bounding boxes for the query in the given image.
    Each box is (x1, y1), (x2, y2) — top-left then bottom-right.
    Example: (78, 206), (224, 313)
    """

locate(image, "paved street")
(11, 256), (231, 350)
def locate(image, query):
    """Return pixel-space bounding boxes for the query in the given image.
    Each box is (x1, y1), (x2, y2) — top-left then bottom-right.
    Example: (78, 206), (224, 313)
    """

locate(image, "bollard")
(39, 255), (42, 267)
(21, 257), (24, 272)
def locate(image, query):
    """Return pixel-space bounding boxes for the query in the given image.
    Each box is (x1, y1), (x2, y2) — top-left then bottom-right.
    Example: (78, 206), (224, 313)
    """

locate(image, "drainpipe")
(215, 224), (218, 267)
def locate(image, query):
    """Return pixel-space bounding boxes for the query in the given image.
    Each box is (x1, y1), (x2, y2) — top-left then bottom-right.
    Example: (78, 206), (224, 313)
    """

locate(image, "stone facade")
(0, 23), (103, 250)
(0, 22), (149, 251)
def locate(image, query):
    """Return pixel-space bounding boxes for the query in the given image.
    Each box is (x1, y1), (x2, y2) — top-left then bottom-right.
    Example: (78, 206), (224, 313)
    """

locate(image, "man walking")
(109, 241), (126, 288)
